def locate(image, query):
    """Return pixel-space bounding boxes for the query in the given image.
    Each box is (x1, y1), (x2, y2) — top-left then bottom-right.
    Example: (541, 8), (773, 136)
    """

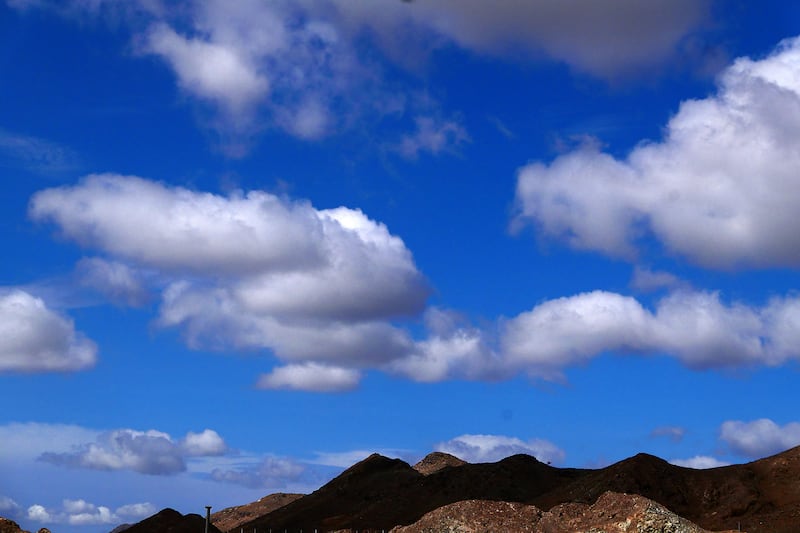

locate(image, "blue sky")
(3, 1), (800, 531)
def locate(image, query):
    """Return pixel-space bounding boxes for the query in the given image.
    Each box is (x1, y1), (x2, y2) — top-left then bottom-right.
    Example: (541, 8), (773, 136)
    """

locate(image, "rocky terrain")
(412, 452), (466, 475)
(211, 493), (304, 532)
(0, 518), (49, 533)
(391, 492), (741, 533)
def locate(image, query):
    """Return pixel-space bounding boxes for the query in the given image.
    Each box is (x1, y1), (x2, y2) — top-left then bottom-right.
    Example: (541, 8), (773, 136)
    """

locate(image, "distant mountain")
(211, 492), (304, 532)
(122, 445), (800, 533)
(237, 452), (586, 532)
(120, 508), (222, 533)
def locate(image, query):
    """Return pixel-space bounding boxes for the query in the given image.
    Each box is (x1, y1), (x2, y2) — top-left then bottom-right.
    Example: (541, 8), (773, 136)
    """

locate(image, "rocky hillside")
(412, 452), (466, 475)
(211, 493), (304, 532)
(0, 517), (49, 533)
(392, 492), (742, 533)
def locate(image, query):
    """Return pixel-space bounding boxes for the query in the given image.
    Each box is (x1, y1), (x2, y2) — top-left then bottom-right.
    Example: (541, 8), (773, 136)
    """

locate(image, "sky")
(3, 1), (800, 531)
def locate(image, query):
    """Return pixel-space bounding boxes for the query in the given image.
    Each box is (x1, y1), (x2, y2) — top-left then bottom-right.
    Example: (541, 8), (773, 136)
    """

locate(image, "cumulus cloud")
(27, 505), (53, 523)
(720, 419), (800, 458)
(210, 456), (304, 489)
(515, 37), (800, 269)
(670, 455), (730, 469)
(501, 290), (789, 378)
(257, 363), (360, 392)
(31, 174), (429, 390)
(0, 289), (97, 373)
(39, 428), (227, 475)
(389, 308), (499, 383)
(30, 175), (428, 315)
(394, 289), (800, 383)
(25, 499), (154, 526)
(436, 434), (565, 464)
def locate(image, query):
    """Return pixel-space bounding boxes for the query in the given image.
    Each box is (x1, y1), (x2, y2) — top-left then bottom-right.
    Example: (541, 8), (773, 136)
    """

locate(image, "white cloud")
(31, 175), (428, 317)
(395, 116), (469, 159)
(181, 429), (228, 457)
(670, 455), (730, 469)
(210, 456), (304, 489)
(396, 289), (800, 383)
(115, 502), (156, 519)
(27, 504), (53, 523)
(0, 289), (97, 373)
(32, 174), (428, 375)
(436, 434), (565, 465)
(501, 290), (787, 378)
(144, 22), (270, 119)
(720, 419), (800, 458)
(38, 427), (229, 475)
(515, 37), (800, 269)
(67, 505), (116, 526)
(77, 257), (149, 306)
(257, 363), (361, 392)
(25, 499), (153, 526)
(650, 426), (686, 442)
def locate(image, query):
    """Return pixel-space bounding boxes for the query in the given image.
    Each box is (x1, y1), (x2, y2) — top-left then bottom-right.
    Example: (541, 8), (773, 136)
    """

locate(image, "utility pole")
(205, 506), (212, 533)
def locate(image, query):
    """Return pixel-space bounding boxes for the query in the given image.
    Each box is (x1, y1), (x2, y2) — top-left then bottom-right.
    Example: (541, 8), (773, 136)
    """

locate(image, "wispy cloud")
(0, 129), (80, 176)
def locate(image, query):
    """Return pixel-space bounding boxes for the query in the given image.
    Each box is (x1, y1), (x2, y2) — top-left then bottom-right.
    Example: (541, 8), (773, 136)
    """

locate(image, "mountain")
(237, 452), (586, 532)
(532, 448), (800, 533)
(211, 493), (304, 532)
(120, 445), (800, 532)
(120, 508), (222, 533)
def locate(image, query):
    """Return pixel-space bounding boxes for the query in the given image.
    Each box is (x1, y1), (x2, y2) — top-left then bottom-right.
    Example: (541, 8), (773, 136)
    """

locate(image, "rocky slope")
(412, 452), (466, 475)
(0, 517), (49, 533)
(211, 493), (304, 532)
(392, 492), (742, 533)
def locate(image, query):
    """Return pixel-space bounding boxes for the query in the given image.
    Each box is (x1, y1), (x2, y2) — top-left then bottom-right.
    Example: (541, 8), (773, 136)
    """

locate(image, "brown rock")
(391, 500), (542, 533)
(392, 493), (742, 533)
(412, 452), (466, 476)
(0, 518), (29, 533)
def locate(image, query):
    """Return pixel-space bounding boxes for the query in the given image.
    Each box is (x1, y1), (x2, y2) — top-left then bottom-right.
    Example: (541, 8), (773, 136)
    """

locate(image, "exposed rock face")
(211, 493), (304, 532)
(390, 500), (542, 532)
(412, 452), (466, 476)
(391, 493), (741, 533)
